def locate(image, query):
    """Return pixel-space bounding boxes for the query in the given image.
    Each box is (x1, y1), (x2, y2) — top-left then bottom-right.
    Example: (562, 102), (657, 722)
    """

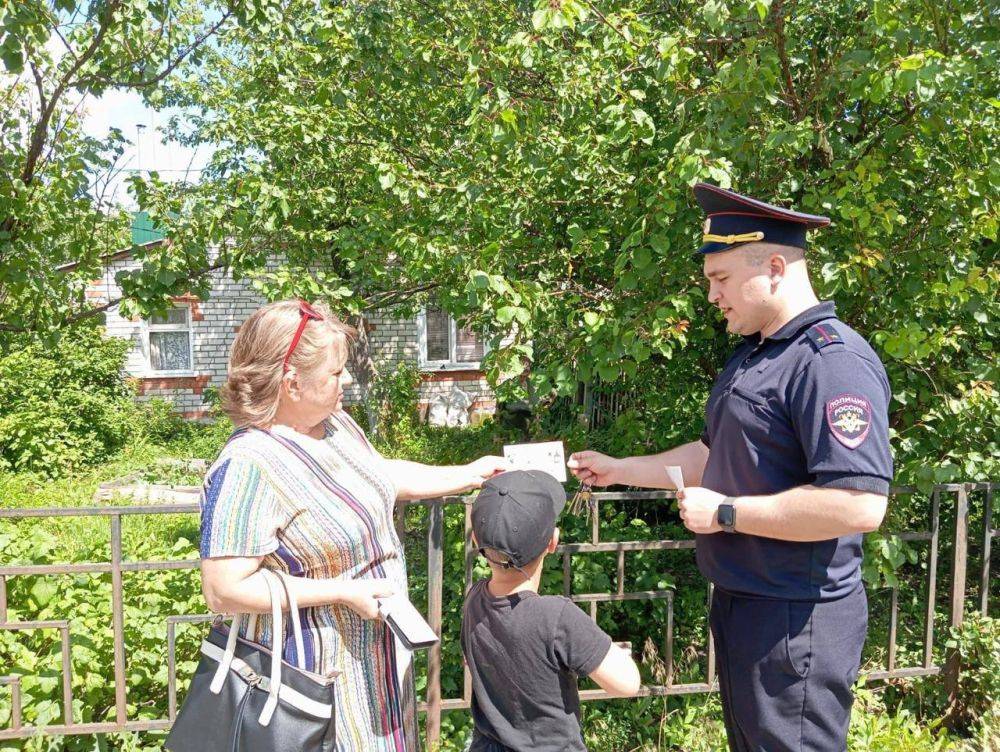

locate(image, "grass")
(0, 427), (227, 567)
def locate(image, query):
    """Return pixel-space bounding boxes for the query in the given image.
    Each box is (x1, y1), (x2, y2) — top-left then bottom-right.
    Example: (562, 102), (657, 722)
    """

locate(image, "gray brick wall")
(89, 252), (497, 418)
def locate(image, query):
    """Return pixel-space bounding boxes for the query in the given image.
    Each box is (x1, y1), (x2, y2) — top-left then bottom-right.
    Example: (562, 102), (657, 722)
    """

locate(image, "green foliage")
(901, 613), (1000, 734)
(956, 706), (1000, 752)
(135, 0), (997, 492)
(364, 362), (423, 445)
(849, 684), (957, 751)
(944, 613), (1000, 732)
(134, 400), (235, 461)
(135, 399), (191, 445)
(0, 0), (287, 337)
(0, 327), (138, 475)
(0, 68), (131, 334)
(861, 532), (920, 589)
(0, 322), (236, 478)
(0, 520), (204, 750)
(159, 415), (234, 461)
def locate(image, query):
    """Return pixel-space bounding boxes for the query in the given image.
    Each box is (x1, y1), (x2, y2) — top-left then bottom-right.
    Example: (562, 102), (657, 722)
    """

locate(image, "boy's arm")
(554, 601), (641, 697)
(588, 644), (641, 697)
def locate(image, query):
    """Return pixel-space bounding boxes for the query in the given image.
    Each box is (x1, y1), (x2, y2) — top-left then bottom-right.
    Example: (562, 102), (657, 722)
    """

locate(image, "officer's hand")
(677, 487), (725, 534)
(567, 451), (621, 487)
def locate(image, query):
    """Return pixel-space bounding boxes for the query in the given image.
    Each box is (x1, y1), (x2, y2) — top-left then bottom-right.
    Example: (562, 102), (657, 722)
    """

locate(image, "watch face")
(719, 504), (735, 528)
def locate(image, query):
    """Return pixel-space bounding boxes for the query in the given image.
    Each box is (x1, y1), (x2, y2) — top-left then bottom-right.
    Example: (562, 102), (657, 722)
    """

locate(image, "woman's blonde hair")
(221, 300), (356, 428)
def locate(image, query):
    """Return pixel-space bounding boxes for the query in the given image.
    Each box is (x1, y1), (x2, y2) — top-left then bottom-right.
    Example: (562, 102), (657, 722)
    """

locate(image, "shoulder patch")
(826, 394), (872, 449)
(807, 322), (844, 350)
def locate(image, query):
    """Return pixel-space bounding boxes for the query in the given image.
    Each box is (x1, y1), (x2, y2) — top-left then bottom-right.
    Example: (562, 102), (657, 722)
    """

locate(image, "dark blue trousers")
(710, 585), (868, 752)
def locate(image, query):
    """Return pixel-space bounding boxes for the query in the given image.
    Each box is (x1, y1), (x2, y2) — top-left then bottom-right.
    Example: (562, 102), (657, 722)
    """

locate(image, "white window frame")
(143, 304), (195, 376)
(417, 308), (488, 370)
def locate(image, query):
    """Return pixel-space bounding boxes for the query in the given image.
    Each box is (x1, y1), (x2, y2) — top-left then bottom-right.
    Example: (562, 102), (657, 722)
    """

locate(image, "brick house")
(74, 217), (497, 421)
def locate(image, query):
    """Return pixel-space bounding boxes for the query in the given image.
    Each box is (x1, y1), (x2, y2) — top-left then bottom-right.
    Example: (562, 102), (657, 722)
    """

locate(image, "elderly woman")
(199, 299), (507, 751)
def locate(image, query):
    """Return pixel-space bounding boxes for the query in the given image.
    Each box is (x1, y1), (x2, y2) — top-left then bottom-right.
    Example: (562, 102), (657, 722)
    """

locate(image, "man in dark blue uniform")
(569, 183), (892, 751)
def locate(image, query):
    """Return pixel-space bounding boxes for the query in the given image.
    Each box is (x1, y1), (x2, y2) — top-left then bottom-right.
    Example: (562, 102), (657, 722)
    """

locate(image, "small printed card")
(665, 465), (685, 492)
(503, 441), (568, 483)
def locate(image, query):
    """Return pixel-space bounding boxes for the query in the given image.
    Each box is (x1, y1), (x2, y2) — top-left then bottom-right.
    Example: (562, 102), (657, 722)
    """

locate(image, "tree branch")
(30, 61), (47, 114)
(18, 0), (124, 187)
(85, 10), (232, 89)
(771, 0), (803, 120)
(581, 0), (641, 51)
(362, 282), (440, 309)
(0, 259), (228, 334)
(834, 97), (917, 178)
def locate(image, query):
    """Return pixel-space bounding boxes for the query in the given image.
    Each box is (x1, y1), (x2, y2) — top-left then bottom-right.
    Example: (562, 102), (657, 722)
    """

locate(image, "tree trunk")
(347, 312), (379, 436)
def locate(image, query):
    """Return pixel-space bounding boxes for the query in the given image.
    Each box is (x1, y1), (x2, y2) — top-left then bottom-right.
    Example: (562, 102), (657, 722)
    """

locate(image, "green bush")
(849, 683), (957, 752)
(0, 327), (139, 476)
(0, 520), (204, 749)
(957, 705), (1000, 752)
(944, 613), (1000, 731)
(901, 613), (1000, 734)
(161, 414), (234, 460)
(362, 362), (423, 445)
(134, 398), (189, 444)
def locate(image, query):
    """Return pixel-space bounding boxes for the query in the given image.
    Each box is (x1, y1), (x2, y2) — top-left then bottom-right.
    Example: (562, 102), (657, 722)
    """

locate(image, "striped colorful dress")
(199, 410), (419, 751)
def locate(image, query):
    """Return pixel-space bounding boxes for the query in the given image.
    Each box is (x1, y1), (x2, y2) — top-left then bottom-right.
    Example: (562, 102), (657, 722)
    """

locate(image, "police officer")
(569, 183), (892, 751)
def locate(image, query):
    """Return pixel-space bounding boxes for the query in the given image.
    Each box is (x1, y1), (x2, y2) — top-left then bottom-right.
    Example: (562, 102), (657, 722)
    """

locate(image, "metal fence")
(1, 482), (996, 746)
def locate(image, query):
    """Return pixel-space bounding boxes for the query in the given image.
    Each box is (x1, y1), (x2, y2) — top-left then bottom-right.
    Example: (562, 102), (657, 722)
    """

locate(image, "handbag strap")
(258, 569), (284, 726)
(209, 609), (242, 694)
(274, 572), (306, 670)
(207, 569), (289, 714)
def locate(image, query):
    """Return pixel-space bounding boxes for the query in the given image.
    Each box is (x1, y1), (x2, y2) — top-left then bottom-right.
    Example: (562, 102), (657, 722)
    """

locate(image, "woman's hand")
(383, 456), (511, 500)
(338, 579), (396, 620)
(464, 455), (512, 488)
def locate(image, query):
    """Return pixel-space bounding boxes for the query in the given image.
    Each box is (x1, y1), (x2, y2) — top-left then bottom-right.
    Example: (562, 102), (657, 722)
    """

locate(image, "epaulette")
(806, 322), (844, 350)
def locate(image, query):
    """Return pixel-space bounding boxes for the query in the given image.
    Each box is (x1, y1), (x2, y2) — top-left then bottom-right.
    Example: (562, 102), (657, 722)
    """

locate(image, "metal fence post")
(981, 486), (994, 615)
(425, 500), (444, 749)
(110, 514), (128, 724)
(944, 485), (969, 701)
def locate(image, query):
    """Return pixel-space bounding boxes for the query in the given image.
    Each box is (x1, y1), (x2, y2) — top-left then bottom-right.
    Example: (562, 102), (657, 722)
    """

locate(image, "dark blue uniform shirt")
(698, 301), (893, 601)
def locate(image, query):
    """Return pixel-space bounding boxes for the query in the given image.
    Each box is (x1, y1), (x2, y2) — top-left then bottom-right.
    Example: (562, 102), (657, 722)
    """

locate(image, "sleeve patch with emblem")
(826, 394), (872, 449)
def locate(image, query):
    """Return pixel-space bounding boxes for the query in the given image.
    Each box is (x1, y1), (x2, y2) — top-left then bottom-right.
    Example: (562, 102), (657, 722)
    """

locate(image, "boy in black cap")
(460, 470), (640, 752)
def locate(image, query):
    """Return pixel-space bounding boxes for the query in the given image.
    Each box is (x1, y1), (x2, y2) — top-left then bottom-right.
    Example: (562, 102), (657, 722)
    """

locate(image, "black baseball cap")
(471, 470), (567, 569)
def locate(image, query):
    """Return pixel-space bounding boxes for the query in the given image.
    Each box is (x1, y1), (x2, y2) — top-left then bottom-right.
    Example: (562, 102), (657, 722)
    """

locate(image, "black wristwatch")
(718, 499), (737, 533)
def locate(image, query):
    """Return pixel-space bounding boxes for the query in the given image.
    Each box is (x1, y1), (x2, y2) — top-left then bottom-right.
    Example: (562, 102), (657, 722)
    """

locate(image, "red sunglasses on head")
(282, 300), (324, 374)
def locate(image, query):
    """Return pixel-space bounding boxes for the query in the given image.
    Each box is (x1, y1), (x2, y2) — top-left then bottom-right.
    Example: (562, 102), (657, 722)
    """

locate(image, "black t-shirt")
(460, 579), (613, 752)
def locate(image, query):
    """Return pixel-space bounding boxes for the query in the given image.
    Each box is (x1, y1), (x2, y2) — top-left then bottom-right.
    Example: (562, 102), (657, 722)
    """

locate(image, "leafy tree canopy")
(0, 0), (274, 334)
(2, 0), (997, 487)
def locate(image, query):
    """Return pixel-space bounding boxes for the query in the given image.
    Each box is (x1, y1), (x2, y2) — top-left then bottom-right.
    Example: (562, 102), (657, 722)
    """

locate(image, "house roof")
(57, 212), (167, 272)
(131, 211), (166, 245)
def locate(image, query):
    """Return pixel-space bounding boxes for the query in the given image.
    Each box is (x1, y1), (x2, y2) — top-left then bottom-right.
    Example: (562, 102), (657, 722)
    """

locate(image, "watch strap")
(719, 498), (737, 533)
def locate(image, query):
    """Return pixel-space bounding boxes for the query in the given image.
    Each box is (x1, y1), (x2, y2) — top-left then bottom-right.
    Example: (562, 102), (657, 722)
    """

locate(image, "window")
(418, 308), (486, 369)
(145, 306), (193, 373)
